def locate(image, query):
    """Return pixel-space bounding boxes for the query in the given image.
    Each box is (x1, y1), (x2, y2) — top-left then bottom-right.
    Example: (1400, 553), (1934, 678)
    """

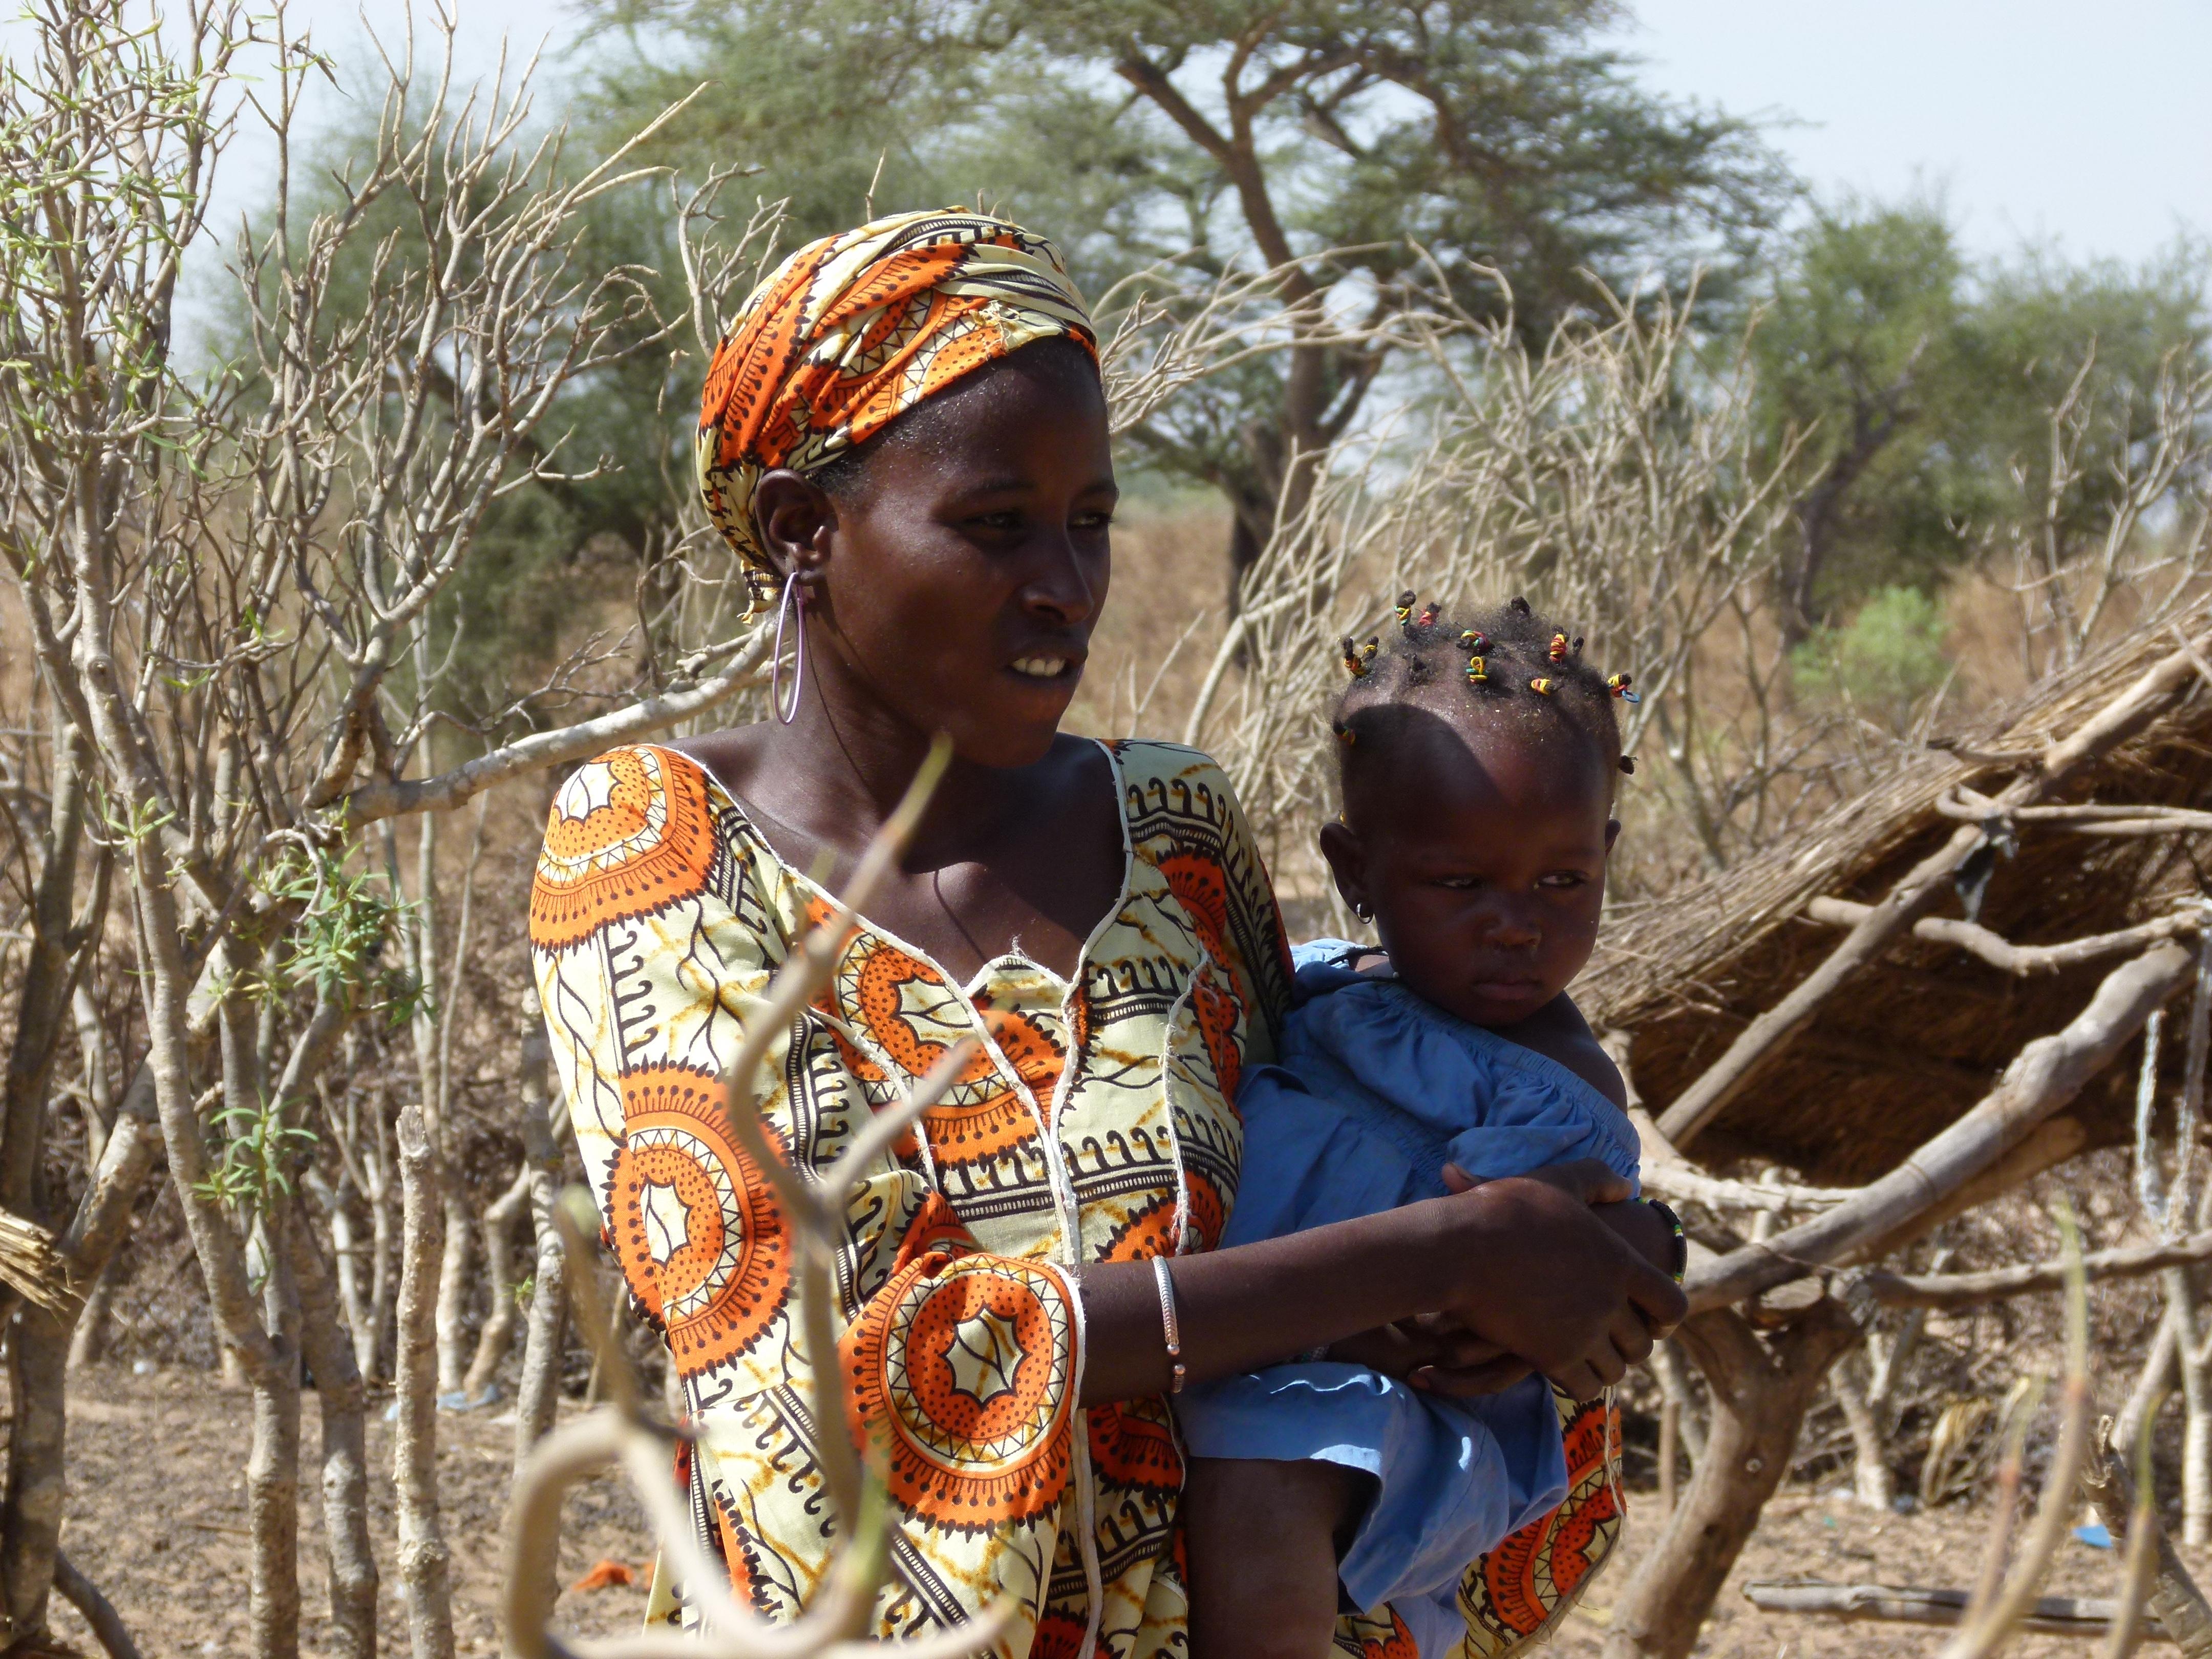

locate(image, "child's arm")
(1491, 991), (1627, 1109)
(1324, 1316), (1530, 1394)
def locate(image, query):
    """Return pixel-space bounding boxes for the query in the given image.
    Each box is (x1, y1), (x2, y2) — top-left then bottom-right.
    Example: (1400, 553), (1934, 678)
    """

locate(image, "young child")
(1174, 595), (1683, 1659)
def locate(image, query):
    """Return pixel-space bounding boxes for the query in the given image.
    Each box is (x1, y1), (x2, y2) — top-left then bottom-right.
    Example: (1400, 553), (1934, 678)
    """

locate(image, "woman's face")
(757, 344), (1116, 770)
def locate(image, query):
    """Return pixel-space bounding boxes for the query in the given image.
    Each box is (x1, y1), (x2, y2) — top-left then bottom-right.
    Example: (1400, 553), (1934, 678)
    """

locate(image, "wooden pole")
(1742, 1581), (2173, 1642)
(395, 1107), (456, 1659)
(1688, 943), (2194, 1311)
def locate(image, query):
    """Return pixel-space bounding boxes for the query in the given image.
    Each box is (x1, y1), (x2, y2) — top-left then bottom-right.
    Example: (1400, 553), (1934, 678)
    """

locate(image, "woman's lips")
(1004, 646), (1086, 690)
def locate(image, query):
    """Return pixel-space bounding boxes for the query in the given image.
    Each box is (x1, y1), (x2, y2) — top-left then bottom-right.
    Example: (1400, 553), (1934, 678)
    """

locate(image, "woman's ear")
(1317, 818), (1371, 922)
(752, 469), (836, 587)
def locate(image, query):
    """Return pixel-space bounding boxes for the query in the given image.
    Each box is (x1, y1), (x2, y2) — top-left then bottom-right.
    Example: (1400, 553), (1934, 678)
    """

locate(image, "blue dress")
(1175, 941), (1643, 1658)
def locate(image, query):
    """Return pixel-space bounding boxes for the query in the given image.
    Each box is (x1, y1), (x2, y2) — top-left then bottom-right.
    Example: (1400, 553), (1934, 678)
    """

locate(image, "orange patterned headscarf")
(694, 209), (1097, 599)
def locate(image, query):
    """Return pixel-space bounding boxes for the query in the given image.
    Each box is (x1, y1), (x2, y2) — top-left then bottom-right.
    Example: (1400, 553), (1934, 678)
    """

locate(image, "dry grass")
(1064, 502), (1233, 747)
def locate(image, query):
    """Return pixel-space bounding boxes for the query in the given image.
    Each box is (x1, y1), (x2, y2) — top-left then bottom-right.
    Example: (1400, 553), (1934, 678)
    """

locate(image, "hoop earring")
(770, 572), (807, 726)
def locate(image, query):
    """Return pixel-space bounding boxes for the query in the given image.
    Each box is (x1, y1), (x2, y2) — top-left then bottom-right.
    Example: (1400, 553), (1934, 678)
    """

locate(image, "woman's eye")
(971, 510), (1024, 532)
(1435, 876), (1480, 890)
(1073, 509), (1115, 531)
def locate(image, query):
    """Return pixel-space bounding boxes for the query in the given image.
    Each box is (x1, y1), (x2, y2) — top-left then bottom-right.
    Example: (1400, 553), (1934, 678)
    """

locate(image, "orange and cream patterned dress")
(530, 738), (1291, 1659)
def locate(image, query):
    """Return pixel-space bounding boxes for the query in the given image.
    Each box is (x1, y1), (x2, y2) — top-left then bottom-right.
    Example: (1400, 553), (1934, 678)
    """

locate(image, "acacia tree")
(1747, 198), (2210, 645)
(576, 0), (1787, 588)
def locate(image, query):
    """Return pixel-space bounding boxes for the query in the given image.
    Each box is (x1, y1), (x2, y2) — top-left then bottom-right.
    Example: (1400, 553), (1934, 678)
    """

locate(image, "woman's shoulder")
(1104, 737), (1236, 798)
(529, 741), (744, 955)
(1105, 740), (1259, 853)
(539, 741), (718, 838)
(1107, 740), (1292, 1027)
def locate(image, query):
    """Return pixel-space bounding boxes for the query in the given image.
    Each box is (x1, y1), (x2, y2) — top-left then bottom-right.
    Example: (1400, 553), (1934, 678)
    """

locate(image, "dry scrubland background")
(5, 1), (2212, 1656)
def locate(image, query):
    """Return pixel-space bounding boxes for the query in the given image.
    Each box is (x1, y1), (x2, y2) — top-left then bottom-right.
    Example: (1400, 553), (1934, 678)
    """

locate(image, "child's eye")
(1538, 872), (1589, 890)
(1073, 509), (1115, 531)
(1434, 876), (1481, 890)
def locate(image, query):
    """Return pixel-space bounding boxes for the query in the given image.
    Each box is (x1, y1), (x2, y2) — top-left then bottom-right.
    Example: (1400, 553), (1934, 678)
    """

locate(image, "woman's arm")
(1075, 1161), (1685, 1406)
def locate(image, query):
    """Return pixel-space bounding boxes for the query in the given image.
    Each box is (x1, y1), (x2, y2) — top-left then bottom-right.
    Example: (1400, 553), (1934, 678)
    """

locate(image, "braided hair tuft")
(1329, 594), (1636, 786)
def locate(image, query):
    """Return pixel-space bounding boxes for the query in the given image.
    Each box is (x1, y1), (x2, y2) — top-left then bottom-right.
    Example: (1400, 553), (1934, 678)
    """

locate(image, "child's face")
(1321, 710), (1616, 1029)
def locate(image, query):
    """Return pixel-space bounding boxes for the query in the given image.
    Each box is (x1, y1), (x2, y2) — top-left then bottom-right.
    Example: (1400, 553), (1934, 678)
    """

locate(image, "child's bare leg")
(1183, 1456), (1370, 1659)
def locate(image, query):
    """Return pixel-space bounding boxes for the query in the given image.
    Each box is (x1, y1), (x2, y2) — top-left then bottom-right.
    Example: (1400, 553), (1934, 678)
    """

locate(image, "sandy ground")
(50, 1364), (652, 1657)
(38, 1365), (2196, 1657)
(1550, 1486), (2194, 1657)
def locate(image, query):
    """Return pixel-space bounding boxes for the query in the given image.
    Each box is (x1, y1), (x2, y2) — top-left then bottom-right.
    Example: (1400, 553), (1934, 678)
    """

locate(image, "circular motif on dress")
(531, 748), (721, 951)
(604, 1064), (790, 1378)
(841, 936), (980, 1076)
(869, 1258), (1074, 1531)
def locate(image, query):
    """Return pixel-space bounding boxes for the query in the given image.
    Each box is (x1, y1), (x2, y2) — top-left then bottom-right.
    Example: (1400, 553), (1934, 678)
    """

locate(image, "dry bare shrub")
(1154, 277), (1808, 910)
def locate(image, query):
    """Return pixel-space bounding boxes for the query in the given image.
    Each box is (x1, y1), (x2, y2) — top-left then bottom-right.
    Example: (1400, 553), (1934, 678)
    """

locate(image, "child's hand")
(1325, 1314), (1532, 1397)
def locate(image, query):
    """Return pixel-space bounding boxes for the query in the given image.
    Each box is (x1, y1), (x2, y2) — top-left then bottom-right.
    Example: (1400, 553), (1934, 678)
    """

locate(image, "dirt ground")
(1550, 1486), (2194, 1658)
(50, 1364), (652, 1657)
(38, 1364), (2194, 1657)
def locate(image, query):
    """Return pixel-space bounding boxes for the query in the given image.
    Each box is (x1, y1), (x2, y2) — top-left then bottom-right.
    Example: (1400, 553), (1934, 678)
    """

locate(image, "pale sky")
(246, 0), (2210, 268)
(1611, 0), (2212, 265)
(17, 0), (2206, 318)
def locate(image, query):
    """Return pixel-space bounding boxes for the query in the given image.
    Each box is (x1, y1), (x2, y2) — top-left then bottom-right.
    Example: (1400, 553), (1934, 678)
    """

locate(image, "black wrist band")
(1646, 1197), (1688, 1285)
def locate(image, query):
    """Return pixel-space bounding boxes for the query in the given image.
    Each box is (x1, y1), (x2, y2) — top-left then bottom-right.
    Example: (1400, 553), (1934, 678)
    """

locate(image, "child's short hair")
(1330, 594), (1633, 800)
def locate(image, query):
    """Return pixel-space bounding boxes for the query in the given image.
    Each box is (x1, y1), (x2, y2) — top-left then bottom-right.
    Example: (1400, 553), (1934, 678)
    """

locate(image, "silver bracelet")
(1152, 1255), (1186, 1395)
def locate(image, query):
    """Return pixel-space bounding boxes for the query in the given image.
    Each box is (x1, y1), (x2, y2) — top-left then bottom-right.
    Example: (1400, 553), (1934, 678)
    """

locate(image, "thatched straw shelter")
(1585, 599), (2212, 1659)
(1582, 598), (2212, 1187)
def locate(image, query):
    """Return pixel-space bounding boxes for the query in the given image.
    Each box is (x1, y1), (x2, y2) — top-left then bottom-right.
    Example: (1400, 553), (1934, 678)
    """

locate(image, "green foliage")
(1790, 584), (1952, 729)
(257, 8), (2208, 637)
(196, 1093), (320, 1223)
(571, 0), (1792, 548)
(258, 850), (427, 1027)
(1748, 196), (2210, 626)
(96, 786), (177, 849)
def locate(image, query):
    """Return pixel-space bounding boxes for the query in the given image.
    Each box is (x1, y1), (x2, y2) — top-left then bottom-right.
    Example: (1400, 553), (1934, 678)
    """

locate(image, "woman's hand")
(1443, 1162), (1682, 1308)
(1426, 1160), (1686, 1401)
(1591, 1196), (1680, 1277)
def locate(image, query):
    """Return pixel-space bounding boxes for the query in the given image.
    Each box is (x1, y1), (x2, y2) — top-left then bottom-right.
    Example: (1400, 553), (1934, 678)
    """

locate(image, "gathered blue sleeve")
(1219, 1065), (1427, 1248)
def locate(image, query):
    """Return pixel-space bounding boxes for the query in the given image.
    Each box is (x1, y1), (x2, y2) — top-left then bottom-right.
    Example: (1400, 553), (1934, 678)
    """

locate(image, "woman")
(529, 210), (1683, 1659)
